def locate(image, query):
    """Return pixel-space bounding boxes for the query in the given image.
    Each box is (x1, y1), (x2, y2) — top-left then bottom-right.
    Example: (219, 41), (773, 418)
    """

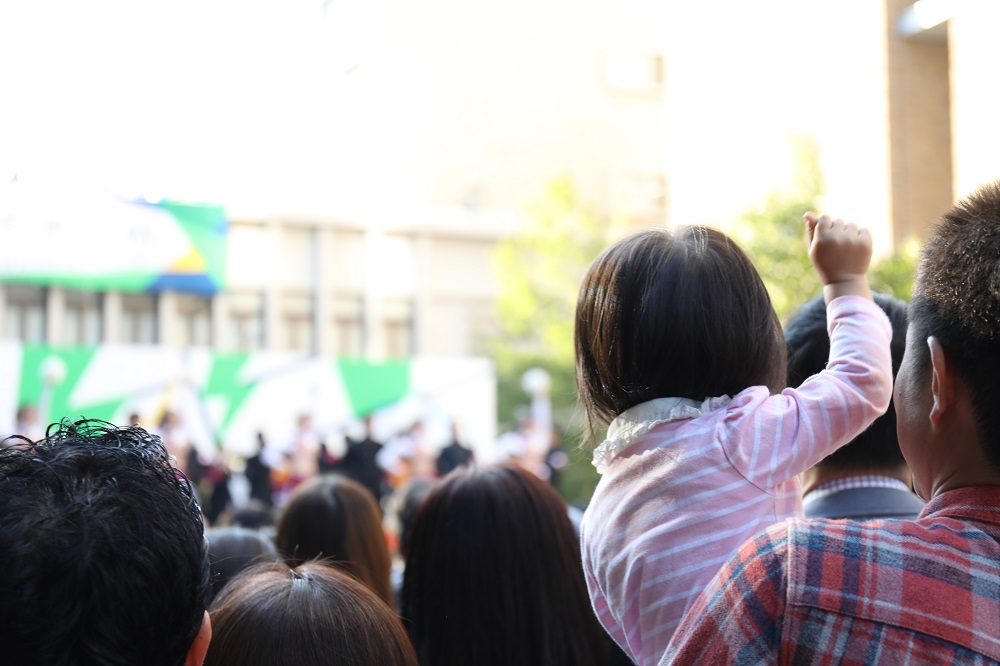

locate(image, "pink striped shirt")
(580, 296), (893, 666)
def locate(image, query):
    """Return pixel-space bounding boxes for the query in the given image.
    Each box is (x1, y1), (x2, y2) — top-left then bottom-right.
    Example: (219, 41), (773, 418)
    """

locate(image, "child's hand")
(805, 213), (873, 302)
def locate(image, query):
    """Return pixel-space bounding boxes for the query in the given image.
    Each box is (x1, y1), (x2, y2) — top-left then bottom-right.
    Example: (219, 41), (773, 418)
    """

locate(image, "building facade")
(3, 0), (996, 361)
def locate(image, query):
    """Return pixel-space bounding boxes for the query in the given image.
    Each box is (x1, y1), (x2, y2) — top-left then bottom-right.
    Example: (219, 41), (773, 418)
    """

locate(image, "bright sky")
(0, 0), (929, 244)
(0, 0), (431, 213)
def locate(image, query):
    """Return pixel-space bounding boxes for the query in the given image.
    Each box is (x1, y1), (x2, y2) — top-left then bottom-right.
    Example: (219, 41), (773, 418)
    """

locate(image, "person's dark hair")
(0, 419), (210, 666)
(575, 225), (786, 440)
(276, 474), (392, 604)
(402, 464), (607, 666)
(909, 180), (1000, 469)
(785, 292), (909, 472)
(207, 526), (278, 602)
(205, 562), (418, 666)
(222, 499), (276, 530)
(396, 478), (434, 560)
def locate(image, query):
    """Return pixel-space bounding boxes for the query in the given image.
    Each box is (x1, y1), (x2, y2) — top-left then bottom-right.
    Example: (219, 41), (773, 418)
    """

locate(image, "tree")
(869, 237), (920, 301)
(734, 137), (918, 320)
(731, 138), (824, 320)
(491, 177), (612, 504)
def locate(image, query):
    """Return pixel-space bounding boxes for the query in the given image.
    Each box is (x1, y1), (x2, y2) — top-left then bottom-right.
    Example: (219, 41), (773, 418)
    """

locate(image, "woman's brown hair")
(275, 474), (392, 604)
(401, 464), (609, 666)
(574, 225), (786, 440)
(205, 562), (418, 666)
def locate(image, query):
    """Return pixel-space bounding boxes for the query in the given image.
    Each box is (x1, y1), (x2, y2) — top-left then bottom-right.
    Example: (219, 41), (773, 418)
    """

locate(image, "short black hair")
(575, 226), (786, 439)
(395, 478), (434, 560)
(206, 526), (278, 603)
(909, 180), (1000, 469)
(224, 500), (276, 530)
(785, 293), (909, 472)
(0, 419), (210, 666)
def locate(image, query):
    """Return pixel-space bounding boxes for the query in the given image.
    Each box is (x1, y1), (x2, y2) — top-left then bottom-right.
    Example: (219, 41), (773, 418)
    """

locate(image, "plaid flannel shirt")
(662, 486), (1000, 665)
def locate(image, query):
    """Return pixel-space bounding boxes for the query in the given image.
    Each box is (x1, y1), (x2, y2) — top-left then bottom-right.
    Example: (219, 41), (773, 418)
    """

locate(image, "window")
(282, 292), (314, 352)
(4, 285), (45, 342)
(227, 291), (264, 351)
(64, 290), (102, 345)
(176, 295), (212, 347)
(331, 296), (364, 357)
(383, 298), (413, 358)
(121, 293), (158, 344)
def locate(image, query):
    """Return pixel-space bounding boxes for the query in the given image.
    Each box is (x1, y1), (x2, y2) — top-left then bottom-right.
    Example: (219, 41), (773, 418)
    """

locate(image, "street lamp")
(38, 355), (68, 426)
(521, 367), (552, 473)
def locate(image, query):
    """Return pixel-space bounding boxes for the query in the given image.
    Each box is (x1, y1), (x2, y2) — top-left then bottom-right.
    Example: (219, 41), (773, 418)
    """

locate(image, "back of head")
(224, 500), (276, 530)
(909, 181), (1000, 468)
(785, 293), (909, 472)
(207, 526), (278, 603)
(205, 562), (418, 666)
(275, 474), (392, 604)
(396, 478), (434, 559)
(402, 464), (606, 666)
(575, 225), (785, 436)
(0, 419), (209, 666)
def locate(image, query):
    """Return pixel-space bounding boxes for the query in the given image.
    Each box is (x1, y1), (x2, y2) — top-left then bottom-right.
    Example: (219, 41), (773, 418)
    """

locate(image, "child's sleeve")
(721, 295), (893, 491)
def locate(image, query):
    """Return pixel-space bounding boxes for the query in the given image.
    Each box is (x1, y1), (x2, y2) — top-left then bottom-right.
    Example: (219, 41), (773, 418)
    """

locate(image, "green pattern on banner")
(337, 359), (411, 416)
(1, 201), (226, 293)
(201, 352), (254, 436)
(159, 201), (228, 286)
(18, 346), (99, 426)
(2, 272), (152, 292)
(71, 397), (128, 424)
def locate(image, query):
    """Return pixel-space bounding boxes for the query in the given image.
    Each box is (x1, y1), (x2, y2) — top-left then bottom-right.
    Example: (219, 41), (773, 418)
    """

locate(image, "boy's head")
(897, 181), (1000, 482)
(574, 225), (785, 436)
(786, 293), (909, 474)
(0, 419), (211, 666)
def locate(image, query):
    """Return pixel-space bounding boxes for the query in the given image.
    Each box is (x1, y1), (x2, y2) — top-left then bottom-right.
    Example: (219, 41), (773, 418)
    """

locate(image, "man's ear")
(928, 336), (951, 429)
(185, 611), (212, 666)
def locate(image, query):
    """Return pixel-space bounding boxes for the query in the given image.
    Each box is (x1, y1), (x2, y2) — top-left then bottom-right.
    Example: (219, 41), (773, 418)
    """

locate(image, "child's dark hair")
(574, 225), (786, 440)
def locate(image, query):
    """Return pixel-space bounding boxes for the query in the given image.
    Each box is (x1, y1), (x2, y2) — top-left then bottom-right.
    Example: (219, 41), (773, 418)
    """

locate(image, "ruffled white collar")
(592, 395), (731, 473)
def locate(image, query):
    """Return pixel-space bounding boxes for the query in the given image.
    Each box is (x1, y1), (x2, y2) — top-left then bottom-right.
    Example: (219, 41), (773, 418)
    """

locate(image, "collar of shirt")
(920, 485), (1000, 525)
(592, 395), (732, 473)
(802, 474), (912, 506)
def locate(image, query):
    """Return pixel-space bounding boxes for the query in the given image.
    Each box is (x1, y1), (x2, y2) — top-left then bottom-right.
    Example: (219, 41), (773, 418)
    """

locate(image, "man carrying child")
(664, 181), (1000, 664)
